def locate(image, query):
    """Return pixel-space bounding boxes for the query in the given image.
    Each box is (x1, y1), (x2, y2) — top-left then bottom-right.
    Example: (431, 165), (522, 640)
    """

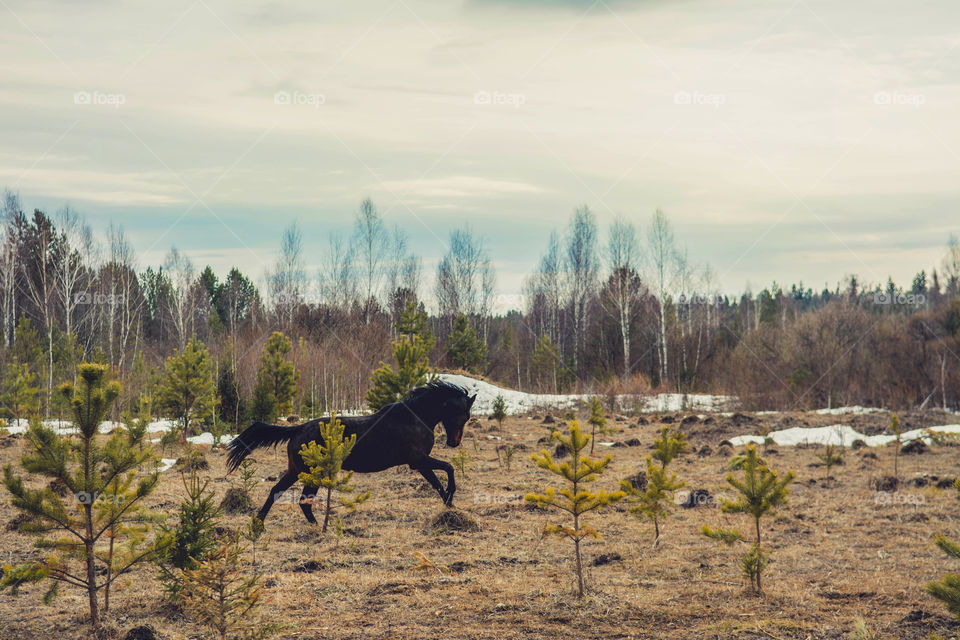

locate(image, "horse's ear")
(468, 394), (476, 408)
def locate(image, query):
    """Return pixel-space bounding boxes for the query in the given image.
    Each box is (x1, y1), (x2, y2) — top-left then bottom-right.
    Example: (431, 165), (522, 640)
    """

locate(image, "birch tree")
(353, 199), (388, 320)
(648, 209), (677, 386)
(605, 218), (643, 378)
(565, 206), (598, 375)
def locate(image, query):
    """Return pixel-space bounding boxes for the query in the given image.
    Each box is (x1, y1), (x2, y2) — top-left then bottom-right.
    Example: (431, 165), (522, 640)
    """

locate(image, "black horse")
(226, 380), (476, 525)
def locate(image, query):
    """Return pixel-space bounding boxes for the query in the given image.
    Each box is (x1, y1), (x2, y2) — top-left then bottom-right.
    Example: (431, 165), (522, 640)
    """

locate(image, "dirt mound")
(430, 509), (480, 533)
(124, 625), (162, 640)
(871, 475), (900, 492)
(681, 488), (716, 509)
(219, 487), (254, 514)
(901, 439), (928, 455)
(623, 470), (647, 491)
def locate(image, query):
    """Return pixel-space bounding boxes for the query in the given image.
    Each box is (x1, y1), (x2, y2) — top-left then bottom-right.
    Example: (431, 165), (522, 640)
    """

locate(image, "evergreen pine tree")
(1, 360), (40, 422)
(926, 479), (960, 620)
(587, 396), (608, 455)
(491, 394), (507, 430)
(447, 315), (487, 372)
(366, 302), (435, 411)
(526, 420), (625, 598)
(297, 414), (370, 532)
(702, 445), (795, 593)
(156, 339), (217, 441)
(0, 364), (161, 629)
(251, 331), (299, 423)
(622, 427), (687, 546)
(157, 472), (223, 600)
(817, 444), (844, 481)
(180, 536), (281, 640)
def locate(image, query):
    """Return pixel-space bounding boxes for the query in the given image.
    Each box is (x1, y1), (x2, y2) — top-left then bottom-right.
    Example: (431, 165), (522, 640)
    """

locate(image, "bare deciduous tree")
(270, 222), (306, 328)
(648, 208), (677, 385)
(435, 226), (494, 335)
(353, 199), (388, 320)
(164, 247), (196, 350)
(565, 206), (598, 375)
(605, 218), (644, 377)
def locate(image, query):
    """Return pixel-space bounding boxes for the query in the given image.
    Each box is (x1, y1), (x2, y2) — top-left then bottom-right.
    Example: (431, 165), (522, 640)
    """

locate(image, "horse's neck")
(403, 398), (441, 429)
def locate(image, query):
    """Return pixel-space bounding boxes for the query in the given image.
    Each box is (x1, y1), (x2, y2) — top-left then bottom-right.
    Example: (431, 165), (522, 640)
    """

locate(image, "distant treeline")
(1, 189), (959, 423)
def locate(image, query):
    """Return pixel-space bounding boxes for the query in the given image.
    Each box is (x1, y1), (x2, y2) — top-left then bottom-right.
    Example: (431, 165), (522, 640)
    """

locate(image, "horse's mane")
(403, 379), (470, 404)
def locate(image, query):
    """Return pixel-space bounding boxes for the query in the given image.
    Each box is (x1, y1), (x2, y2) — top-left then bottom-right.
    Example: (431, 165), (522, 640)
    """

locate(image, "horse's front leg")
(416, 466), (446, 501)
(424, 456), (456, 507)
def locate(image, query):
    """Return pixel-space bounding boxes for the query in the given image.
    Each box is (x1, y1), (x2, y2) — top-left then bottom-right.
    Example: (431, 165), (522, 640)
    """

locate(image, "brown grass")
(1, 411), (958, 639)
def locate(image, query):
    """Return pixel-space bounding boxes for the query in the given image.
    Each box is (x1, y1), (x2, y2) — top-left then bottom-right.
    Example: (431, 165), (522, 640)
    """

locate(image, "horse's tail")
(226, 422), (301, 472)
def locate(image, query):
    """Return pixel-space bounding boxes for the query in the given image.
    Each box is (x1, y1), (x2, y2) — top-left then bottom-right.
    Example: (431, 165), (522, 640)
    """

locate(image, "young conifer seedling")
(181, 535), (282, 640)
(1, 364), (162, 629)
(492, 394), (507, 430)
(587, 396), (608, 455)
(622, 427), (688, 546)
(926, 479), (960, 620)
(702, 445), (795, 593)
(817, 444), (844, 482)
(298, 413), (370, 533)
(526, 420), (625, 598)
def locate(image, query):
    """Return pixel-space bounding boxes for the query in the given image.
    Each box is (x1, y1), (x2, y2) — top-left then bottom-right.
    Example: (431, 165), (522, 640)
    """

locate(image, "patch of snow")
(730, 424), (960, 448)
(158, 458), (177, 472)
(437, 373), (735, 416)
(813, 406), (884, 416)
(186, 432), (235, 446)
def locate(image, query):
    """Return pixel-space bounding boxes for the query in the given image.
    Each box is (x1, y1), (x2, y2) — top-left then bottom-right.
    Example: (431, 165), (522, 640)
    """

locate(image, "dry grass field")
(2, 409), (960, 640)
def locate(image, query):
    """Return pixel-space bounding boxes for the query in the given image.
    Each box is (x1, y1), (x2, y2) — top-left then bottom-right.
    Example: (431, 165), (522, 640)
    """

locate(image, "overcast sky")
(2, 0), (959, 310)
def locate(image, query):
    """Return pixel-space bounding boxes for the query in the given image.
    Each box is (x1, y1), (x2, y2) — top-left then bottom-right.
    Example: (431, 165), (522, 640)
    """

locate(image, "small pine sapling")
(451, 449), (474, 479)
(587, 396), (609, 455)
(702, 445), (795, 593)
(242, 517), (265, 570)
(926, 479), (960, 620)
(817, 444), (844, 482)
(622, 427), (688, 546)
(0, 364), (162, 629)
(298, 414), (370, 533)
(157, 472), (223, 601)
(526, 420), (625, 598)
(492, 394), (507, 430)
(180, 536), (282, 640)
(496, 443), (517, 472)
(890, 413), (903, 480)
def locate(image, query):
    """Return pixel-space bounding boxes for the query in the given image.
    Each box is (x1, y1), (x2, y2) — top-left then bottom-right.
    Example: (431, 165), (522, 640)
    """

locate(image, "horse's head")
(439, 391), (476, 447)
(404, 380), (476, 447)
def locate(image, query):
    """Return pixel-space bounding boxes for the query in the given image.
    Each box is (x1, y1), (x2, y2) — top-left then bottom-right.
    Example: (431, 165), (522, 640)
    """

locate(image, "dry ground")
(2, 409), (960, 639)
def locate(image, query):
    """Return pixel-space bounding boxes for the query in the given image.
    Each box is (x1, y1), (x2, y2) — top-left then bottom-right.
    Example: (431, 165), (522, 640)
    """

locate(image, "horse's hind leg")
(298, 485), (318, 524)
(256, 471), (297, 524)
